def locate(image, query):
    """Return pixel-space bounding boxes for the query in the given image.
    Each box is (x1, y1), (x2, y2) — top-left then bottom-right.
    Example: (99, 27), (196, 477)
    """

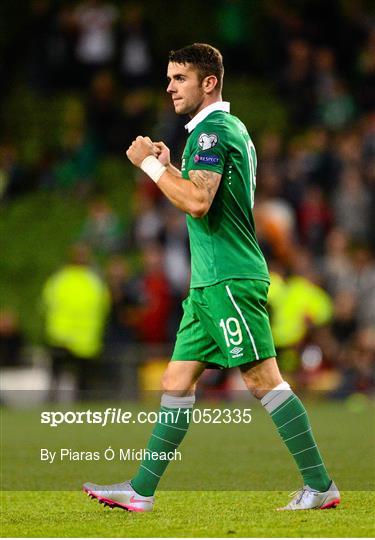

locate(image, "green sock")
(131, 395), (194, 496)
(261, 383), (331, 492)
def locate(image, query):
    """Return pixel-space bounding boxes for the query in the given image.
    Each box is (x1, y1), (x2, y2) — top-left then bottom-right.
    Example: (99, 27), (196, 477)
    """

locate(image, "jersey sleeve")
(185, 121), (228, 176)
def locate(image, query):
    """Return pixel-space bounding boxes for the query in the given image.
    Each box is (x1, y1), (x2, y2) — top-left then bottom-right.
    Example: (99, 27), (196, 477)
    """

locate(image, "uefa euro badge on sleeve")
(198, 133), (218, 151)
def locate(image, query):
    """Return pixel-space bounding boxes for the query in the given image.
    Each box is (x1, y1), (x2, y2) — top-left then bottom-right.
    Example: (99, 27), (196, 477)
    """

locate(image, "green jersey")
(181, 102), (269, 288)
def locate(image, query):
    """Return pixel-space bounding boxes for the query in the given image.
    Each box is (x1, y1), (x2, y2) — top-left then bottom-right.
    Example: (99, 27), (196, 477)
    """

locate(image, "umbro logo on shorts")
(230, 346), (243, 357)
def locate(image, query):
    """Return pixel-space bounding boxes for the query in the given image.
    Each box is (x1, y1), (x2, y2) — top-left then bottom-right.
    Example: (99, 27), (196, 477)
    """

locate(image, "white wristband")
(140, 155), (166, 183)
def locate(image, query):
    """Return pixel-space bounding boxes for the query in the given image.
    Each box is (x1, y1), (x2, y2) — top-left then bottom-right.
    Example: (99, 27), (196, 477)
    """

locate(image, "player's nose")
(166, 80), (175, 93)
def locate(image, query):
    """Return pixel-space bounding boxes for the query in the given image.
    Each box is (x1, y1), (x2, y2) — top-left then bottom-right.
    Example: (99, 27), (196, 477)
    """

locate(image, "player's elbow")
(188, 198), (210, 219)
(189, 205), (209, 219)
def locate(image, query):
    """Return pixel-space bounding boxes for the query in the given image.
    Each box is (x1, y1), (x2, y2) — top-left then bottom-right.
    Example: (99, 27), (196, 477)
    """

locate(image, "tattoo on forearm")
(189, 170), (221, 204)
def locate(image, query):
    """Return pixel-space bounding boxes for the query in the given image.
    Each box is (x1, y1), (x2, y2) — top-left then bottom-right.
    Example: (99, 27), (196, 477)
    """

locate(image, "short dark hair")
(168, 43), (224, 92)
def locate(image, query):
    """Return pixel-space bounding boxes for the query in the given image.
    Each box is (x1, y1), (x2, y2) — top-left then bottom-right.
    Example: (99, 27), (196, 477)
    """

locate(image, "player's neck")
(190, 95), (223, 119)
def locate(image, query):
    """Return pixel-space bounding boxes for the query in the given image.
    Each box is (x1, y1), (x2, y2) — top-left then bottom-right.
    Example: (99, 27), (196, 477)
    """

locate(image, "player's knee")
(240, 357), (283, 399)
(241, 371), (272, 400)
(249, 386), (264, 400)
(242, 377), (263, 400)
(161, 372), (195, 395)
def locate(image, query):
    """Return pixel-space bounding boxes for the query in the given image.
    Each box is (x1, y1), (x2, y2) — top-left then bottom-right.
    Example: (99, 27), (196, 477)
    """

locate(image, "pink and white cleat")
(278, 481), (340, 510)
(83, 480), (154, 512)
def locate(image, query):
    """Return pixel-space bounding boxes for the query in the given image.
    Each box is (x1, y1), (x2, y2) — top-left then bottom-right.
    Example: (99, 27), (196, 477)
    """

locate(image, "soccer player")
(84, 43), (340, 512)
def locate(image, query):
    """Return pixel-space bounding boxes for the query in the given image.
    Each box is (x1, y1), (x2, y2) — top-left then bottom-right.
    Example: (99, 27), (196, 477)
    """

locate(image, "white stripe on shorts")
(225, 285), (259, 360)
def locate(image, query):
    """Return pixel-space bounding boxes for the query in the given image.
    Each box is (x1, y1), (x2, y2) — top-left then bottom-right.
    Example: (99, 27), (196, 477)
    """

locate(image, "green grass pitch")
(2, 490), (374, 537)
(1, 399), (374, 537)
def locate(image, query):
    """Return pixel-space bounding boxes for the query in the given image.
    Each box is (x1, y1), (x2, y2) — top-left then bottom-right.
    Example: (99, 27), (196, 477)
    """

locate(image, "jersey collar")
(185, 101), (230, 133)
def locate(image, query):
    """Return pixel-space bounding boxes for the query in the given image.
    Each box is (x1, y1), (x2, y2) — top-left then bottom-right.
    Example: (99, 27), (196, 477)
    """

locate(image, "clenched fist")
(153, 141), (171, 167)
(126, 136), (159, 167)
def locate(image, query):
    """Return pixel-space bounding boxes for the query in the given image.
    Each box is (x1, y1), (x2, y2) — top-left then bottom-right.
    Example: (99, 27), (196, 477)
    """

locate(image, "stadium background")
(0, 0), (374, 399)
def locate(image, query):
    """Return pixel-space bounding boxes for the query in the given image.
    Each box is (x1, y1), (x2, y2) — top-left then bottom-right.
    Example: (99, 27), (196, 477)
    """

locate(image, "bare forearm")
(157, 170), (205, 217)
(166, 163), (182, 177)
(125, 136), (220, 218)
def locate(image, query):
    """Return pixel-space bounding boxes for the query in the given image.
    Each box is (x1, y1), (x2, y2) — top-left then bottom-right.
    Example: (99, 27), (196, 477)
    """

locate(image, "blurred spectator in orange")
(0, 308), (25, 367)
(254, 198), (296, 263)
(41, 243), (110, 399)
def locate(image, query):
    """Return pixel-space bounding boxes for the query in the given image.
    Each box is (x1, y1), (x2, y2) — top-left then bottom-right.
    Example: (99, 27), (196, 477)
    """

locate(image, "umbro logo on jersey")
(198, 133), (218, 150)
(230, 346), (243, 357)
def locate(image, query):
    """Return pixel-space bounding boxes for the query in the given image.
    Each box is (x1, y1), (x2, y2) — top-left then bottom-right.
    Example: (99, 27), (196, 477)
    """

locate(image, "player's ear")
(203, 75), (218, 94)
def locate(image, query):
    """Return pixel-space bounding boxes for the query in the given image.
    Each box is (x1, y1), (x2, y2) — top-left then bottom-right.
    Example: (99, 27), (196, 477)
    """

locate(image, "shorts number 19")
(219, 317), (243, 347)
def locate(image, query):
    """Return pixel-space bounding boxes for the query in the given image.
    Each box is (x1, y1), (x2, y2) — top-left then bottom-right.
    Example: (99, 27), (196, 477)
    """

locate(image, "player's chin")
(173, 100), (186, 114)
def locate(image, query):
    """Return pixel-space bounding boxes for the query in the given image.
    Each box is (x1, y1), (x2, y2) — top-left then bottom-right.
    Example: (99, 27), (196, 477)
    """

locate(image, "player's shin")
(261, 382), (331, 492)
(130, 394), (195, 496)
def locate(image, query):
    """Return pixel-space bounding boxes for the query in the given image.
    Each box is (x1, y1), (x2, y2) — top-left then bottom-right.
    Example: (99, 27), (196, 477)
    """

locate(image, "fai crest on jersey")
(198, 133), (218, 151)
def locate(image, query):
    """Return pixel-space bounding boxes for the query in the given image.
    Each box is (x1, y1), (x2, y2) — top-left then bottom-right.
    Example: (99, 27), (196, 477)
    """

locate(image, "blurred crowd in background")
(0, 0), (374, 399)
